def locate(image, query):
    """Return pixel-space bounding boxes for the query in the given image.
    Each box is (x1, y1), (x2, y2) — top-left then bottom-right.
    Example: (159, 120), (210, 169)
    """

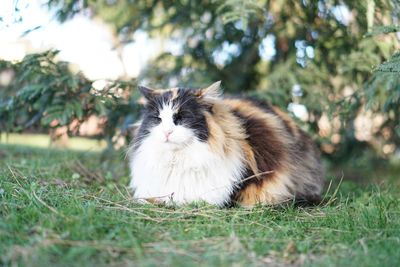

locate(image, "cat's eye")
(173, 113), (183, 124)
(151, 116), (161, 123)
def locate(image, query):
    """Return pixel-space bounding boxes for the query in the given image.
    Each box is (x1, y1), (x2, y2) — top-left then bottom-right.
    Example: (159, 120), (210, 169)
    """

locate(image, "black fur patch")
(235, 96), (296, 136)
(172, 89), (209, 141)
(228, 110), (285, 204)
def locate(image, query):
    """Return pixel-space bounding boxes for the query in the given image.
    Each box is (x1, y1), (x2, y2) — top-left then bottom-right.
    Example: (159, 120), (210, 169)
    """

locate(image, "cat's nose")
(164, 130), (173, 139)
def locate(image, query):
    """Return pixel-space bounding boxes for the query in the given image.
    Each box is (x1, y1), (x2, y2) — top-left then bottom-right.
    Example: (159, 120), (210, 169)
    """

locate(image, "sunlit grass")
(0, 133), (106, 151)
(0, 144), (399, 266)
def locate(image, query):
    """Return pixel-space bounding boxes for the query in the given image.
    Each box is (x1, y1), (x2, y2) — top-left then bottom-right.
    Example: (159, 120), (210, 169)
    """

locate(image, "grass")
(0, 133), (106, 151)
(1, 144), (400, 267)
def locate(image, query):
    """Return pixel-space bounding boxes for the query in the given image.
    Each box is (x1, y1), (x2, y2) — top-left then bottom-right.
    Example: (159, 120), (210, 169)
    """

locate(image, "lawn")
(1, 144), (399, 267)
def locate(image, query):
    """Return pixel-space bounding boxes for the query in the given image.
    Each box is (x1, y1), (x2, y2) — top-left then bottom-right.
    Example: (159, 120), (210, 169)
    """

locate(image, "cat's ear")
(196, 81), (222, 99)
(138, 85), (156, 100)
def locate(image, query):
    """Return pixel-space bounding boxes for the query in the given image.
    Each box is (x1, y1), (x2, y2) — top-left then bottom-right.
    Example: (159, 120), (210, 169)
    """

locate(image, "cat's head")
(135, 81), (221, 149)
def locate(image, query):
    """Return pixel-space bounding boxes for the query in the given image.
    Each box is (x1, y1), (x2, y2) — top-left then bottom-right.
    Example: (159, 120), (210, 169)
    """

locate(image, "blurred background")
(0, 0), (399, 180)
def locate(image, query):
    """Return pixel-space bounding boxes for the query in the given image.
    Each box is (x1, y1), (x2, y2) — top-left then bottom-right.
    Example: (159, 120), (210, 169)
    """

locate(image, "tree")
(0, 0), (399, 159)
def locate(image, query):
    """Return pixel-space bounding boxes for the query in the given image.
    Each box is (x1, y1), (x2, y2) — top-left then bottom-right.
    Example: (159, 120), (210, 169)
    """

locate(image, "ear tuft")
(138, 85), (154, 100)
(197, 81), (222, 99)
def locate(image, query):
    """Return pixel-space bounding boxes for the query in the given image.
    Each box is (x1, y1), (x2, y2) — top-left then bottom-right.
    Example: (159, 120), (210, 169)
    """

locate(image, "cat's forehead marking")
(159, 88), (183, 109)
(150, 87), (196, 115)
(159, 88), (179, 97)
(154, 88), (179, 106)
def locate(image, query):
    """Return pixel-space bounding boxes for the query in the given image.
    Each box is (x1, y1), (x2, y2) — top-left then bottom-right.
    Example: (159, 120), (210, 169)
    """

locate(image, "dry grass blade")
(87, 195), (164, 222)
(31, 189), (60, 215)
(70, 161), (105, 184)
(38, 179), (69, 187)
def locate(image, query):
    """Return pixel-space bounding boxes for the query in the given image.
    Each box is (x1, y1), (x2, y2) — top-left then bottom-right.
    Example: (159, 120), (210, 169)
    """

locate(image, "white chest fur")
(129, 139), (245, 206)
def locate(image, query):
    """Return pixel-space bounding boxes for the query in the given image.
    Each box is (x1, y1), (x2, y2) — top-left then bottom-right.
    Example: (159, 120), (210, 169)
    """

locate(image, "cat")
(128, 81), (324, 207)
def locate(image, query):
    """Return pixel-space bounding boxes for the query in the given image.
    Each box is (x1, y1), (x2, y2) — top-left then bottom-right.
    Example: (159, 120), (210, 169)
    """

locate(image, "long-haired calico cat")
(129, 81), (324, 207)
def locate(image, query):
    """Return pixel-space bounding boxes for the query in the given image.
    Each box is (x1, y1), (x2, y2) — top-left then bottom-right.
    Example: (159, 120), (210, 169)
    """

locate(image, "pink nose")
(164, 130), (173, 139)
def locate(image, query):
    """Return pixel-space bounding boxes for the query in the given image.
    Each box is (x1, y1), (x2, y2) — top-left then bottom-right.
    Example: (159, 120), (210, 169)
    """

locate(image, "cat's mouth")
(164, 139), (178, 145)
(164, 136), (176, 144)
(163, 138), (194, 149)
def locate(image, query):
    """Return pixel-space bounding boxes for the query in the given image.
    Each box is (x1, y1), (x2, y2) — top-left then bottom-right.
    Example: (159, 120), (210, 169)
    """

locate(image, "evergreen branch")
(375, 52), (400, 73)
(364, 25), (400, 37)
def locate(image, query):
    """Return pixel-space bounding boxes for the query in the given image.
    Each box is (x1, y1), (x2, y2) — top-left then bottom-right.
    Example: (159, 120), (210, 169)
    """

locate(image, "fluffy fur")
(129, 81), (324, 207)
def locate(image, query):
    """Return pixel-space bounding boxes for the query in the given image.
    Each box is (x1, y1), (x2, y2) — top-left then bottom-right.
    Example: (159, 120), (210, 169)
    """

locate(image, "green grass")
(1, 144), (399, 267)
(0, 133), (106, 151)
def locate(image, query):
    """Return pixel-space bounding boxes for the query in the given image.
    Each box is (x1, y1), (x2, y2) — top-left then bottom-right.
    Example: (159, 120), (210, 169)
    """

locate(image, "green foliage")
(0, 51), (138, 147)
(376, 51), (400, 73)
(216, 0), (264, 30)
(1, 0), (400, 158)
(1, 144), (400, 266)
(364, 53), (400, 146)
(365, 25), (400, 37)
(363, 27), (400, 148)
